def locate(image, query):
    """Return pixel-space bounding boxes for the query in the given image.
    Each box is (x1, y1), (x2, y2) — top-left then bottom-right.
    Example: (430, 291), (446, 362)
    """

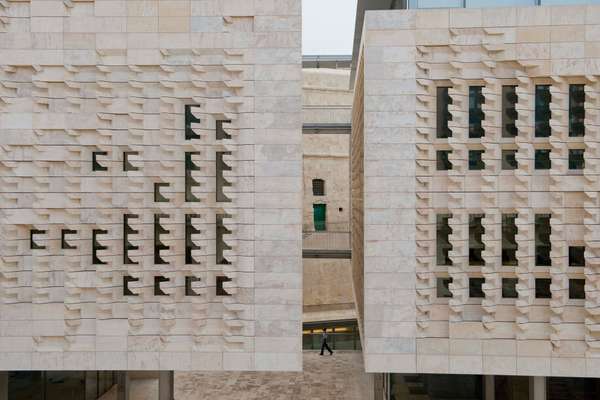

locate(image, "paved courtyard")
(175, 351), (372, 400)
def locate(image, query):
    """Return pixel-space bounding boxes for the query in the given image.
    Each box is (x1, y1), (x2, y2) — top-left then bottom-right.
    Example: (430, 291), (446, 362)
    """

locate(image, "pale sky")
(302, 0), (358, 55)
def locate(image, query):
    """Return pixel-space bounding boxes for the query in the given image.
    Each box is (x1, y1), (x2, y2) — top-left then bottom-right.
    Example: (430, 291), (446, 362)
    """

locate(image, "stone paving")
(174, 351), (372, 400)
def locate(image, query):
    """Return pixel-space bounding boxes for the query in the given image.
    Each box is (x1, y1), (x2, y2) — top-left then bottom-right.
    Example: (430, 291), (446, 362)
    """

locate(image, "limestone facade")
(0, 0), (302, 371)
(352, 4), (600, 377)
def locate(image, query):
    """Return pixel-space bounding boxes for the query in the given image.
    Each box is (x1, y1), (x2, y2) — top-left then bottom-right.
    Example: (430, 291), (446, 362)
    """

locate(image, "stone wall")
(0, 0), (302, 372)
(355, 4), (600, 377)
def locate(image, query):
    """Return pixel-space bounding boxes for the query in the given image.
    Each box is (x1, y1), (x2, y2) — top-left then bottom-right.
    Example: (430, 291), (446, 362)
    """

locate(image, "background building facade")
(0, 0), (302, 374)
(351, 1), (600, 396)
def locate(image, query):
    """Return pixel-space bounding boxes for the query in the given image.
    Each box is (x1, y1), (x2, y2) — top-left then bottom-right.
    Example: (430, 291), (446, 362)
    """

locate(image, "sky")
(302, 0), (358, 55)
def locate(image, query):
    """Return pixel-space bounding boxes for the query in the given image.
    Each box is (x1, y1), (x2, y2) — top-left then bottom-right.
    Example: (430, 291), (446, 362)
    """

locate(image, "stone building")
(351, 0), (600, 398)
(0, 0), (302, 397)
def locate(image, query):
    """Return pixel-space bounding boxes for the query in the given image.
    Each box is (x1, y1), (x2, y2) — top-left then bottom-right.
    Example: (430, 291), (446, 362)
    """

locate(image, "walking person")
(320, 328), (333, 356)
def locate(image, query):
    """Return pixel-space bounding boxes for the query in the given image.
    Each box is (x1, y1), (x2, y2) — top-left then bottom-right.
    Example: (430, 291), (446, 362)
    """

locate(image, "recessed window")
(569, 149), (585, 170)
(535, 214), (551, 266)
(185, 104), (201, 140)
(569, 84), (585, 137)
(569, 246), (585, 267)
(436, 150), (452, 171)
(61, 229), (77, 250)
(216, 151), (233, 203)
(469, 150), (485, 170)
(502, 150), (518, 170)
(535, 278), (552, 299)
(469, 214), (485, 266)
(216, 276), (232, 296)
(154, 214), (170, 265)
(123, 276), (139, 296)
(216, 214), (232, 265)
(437, 277), (453, 298)
(535, 85), (551, 138)
(502, 85), (518, 138)
(154, 182), (169, 203)
(312, 179), (325, 196)
(30, 229), (46, 250)
(469, 278), (485, 298)
(502, 214), (518, 266)
(92, 151), (108, 172)
(154, 276), (169, 296)
(502, 278), (518, 299)
(569, 279), (585, 300)
(185, 276), (201, 296)
(469, 86), (484, 139)
(123, 151), (139, 172)
(92, 229), (108, 265)
(437, 87), (452, 139)
(185, 214), (201, 265)
(185, 151), (201, 202)
(436, 214), (452, 266)
(535, 149), (551, 170)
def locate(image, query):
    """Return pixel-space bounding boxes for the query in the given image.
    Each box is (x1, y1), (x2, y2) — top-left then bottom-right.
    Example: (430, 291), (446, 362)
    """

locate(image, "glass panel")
(502, 150), (518, 170)
(469, 86), (484, 138)
(502, 85), (519, 137)
(502, 214), (518, 266)
(391, 374), (484, 400)
(469, 278), (485, 298)
(469, 214), (485, 266)
(437, 87), (453, 139)
(437, 150), (452, 170)
(502, 278), (519, 299)
(535, 85), (551, 137)
(469, 150), (485, 170)
(8, 372), (44, 400)
(569, 84), (585, 137)
(547, 377), (600, 400)
(535, 278), (552, 299)
(495, 376), (530, 400)
(437, 277), (453, 298)
(85, 372), (98, 400)
(569, 149), (585, 170)
(542, 0), (600, 4)
(535, 214), (552, 266)
(535, 149), (551, 170)
(46, 372), (85, 400)
(437, 214), (453, 266)
(569, 246), (585, 267)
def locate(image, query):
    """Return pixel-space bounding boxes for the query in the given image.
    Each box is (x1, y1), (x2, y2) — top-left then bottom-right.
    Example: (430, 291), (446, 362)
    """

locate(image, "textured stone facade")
(0, 0), (302, 371)
(353, 4), (600, 377)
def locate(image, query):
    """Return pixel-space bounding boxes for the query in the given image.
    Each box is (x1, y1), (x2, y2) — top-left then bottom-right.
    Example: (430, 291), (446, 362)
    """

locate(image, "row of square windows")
(436, 214), (584, 267)
(436, 277), (585, 300)
(436, 148), (585, 171)
(437, 84), (585, 139)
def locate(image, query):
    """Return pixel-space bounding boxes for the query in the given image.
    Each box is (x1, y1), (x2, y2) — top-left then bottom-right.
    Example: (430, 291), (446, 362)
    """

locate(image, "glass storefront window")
(391, 374), (483, 400)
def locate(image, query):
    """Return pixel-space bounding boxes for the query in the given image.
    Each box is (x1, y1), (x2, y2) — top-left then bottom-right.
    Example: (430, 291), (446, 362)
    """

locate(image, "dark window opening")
(61, 229), (77, 250)
(569, 246), (585, 267)
(569, 84), (585, 137)
(502, 214), (518, 266)
(185, 276), (201, 296)
(502, 278), (518, 299)
(437, 214), (453, 266)
(92, 151), (108, 172)
(502, 85), (518, 138)
(30, 229), (46, 250)
(185, 214), (201, 265)
(123, 151), (139, 172)
(154, 276), (169, 296)
(312, 178), (325, 196)
(569, 279), (585, 300)
(92, 229), (108, 265)
(313, 204), (327, 231)
(216, 214), (232, 265)
(469, 278), (485, 298)
(469, 214), (485, 266)
(216, 276), (232, 296)
(437, 277), (453, 298)
(535, 85), (551, 137)
(154, 214), (170, 265)
(469, 150), (485, 170)
(535, 149), (551, 170)
(185, 104), (201, 140)
(569, 149), (585, 170)
(123, 276), (139, 296)
(436, 150), (452, 171)
(502, 149), (518, 170)
(216, 151), (232, 203)
(535, 214), (551, 266)
(469, 86), (485, 138)
(535, 278), (552, 299)
(123, 214), (139, 265)
(185, 152), (201, 202)
(437, 87), (453, 139)
(216, 119), (232, 141)
(154, 182), (169, 203)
